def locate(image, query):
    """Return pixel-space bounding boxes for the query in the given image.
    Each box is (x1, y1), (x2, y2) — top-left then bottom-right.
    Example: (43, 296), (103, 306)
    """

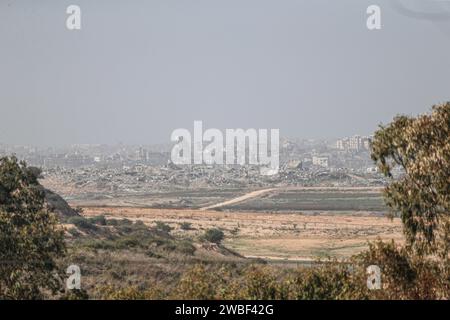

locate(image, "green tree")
(0, 156), (66, 299)
(354, 240), (449, 299)
(371, 102), (450, 259)
(202, 228), (224, 244)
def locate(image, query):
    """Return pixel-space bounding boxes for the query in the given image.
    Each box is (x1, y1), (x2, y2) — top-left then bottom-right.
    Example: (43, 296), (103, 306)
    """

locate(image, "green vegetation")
(372, 102), (450, 259)
(180, 222), (192, 230)
(95, 103), (450, 300)
(72, 218), (194, 255)
(1, 103), (449, 300)
(202, 228), (225, 244)
(154, 221), (173, 233)
(97, 239), (448, 300)
(67, 216), (98, 231)
(0, 156), (66, 299)
(105, 218), (119, 226)
(88, 215), (107, 226)
(228, 191), (386, 212)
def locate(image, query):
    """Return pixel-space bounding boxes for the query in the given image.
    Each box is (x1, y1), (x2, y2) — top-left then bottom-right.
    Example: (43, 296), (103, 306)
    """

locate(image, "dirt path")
(346, 174), (368, 183)
(199, 188), (277, 211)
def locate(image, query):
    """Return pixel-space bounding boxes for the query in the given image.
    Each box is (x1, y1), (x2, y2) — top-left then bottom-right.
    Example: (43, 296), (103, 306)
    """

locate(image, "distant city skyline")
(0, 133), (370, 149)
(1, 0), (450, 146)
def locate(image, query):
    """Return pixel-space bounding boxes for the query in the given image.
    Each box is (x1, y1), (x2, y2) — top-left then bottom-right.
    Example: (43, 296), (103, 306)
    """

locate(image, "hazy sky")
(1, 0), (450, 146)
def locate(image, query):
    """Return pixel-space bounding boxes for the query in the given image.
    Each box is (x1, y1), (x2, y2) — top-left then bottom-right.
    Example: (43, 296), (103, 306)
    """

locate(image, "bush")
(67, 216), (97, 231)
(134, 220), (146, 228)
(283, 262), (366, 300)
(88, 215), (107, 226)
(177, 240), (196, 255)
(155, 221), (172, 233)
(354, 240), (449, 299)
(67, 227), (81, 237)
(106, 218), (119, 226)
(96, 285), (163, 300)
(202, 228), (224, 244)
(118, 218), (133, 225)
(237, 265), (282, 299)
(172, 264), (222, 299)
(180, 222), (192, 230)
(115, 237), (141, 248)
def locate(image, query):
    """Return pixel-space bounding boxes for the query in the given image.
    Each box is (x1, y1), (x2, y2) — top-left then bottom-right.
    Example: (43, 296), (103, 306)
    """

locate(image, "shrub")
(96, 285), (163, 300)
(202, 228), (224, 244)
(172, 264), (220, 299)
(67, 216), (97, 231)
(155, 221), (172, 233)
(67, 227), (81, 237)
(237, 265), (282, 299)
(115, 237), (141, 248)
(180, 222), (192, 230)
(134, 220), (146, 228)
(106, 218), (119, 226)
(283, 262), (366, 300)
(88, 215), (107, 226)
(177, 240), (196, 255)
(354, 240), (449, 299)
(118, 218), (133, 226)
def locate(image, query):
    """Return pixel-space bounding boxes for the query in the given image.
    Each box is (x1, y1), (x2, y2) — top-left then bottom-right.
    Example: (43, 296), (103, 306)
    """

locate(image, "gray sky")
(1, 0), (450, 146)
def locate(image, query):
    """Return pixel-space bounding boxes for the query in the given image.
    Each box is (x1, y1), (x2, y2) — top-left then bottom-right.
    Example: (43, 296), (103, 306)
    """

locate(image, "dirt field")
(80, 207), (403, 262)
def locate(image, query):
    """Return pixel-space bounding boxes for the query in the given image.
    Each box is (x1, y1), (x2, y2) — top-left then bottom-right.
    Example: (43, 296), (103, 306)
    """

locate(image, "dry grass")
(80, 207), (403, 261)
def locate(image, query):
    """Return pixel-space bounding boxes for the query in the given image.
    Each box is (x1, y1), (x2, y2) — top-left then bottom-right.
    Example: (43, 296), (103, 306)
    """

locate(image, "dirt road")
(199, 188), (277, 210)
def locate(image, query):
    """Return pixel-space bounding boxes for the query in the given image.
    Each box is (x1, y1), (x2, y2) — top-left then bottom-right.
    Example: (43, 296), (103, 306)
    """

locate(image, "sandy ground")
(80, 207), (403, 261)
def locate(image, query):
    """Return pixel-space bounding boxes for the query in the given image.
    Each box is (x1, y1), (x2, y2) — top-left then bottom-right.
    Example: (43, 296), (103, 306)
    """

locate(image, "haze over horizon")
(1, 0), (450, 147)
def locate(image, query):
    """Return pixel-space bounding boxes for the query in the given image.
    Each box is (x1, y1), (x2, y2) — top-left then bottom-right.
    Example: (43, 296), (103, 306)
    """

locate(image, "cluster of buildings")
(42, 160), (384, 201)
(0, 144), (170, 169)
(1, 135), (385, 199)
(335, 135), (372, 152)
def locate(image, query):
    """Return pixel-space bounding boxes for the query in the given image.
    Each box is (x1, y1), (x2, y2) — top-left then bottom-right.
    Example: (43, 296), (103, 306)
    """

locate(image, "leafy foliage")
(105, 239), (447, 300)
(93, 104), (450, 301)
(354, 240), (449, 299)
(88, 215), (107, 226)
(0, 156), (66, 299)
(202, 228), (224, 244)
(67, 216), (97, 231)
(371, 102), (450, 259)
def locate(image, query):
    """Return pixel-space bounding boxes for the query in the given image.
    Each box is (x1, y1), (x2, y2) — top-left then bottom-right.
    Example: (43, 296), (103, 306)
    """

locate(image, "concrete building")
(336, 135), (372, 152)
(312, 156), (329, 168)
